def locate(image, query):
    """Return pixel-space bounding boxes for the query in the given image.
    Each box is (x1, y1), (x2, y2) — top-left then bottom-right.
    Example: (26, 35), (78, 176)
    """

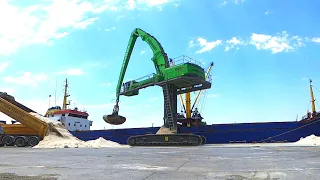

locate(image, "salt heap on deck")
(29, 112), (126, 148)
(294, 134), (320, 146)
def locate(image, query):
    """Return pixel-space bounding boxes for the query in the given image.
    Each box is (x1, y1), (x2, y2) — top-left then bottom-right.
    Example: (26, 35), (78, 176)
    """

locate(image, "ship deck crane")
(103, 28), (213, 146)
(301, 79), (320, 121)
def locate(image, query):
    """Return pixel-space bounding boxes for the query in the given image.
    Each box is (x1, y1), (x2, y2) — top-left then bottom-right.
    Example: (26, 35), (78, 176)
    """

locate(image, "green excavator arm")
(115, 28), (169, 102)
(103, 28), (170, 125)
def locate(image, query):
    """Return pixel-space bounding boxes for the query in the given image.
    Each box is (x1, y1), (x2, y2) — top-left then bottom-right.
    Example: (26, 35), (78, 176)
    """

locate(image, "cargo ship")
(44, 79), (320, 145)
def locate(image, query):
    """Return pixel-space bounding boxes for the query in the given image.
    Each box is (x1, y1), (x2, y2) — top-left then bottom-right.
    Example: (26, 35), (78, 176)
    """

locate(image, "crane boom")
(115, 28), (169, 103)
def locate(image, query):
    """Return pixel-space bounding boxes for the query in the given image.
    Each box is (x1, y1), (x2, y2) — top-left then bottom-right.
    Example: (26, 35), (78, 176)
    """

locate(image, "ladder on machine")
(162, 84), (176, 130)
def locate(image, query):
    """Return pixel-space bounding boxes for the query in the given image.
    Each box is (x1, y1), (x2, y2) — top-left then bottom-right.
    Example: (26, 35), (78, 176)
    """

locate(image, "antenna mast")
(62, 79), (70, 110)
(54, 79), (57, 106)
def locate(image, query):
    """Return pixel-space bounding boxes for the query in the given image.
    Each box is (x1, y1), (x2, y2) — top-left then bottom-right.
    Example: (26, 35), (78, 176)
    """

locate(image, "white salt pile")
(294, 134), (320, 146)
(34, 135), (124, 149)
(29, 112), (126, 148)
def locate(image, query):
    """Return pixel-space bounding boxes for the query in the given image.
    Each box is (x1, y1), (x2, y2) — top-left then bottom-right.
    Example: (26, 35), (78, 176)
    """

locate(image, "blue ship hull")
(70, 119), (320, 145)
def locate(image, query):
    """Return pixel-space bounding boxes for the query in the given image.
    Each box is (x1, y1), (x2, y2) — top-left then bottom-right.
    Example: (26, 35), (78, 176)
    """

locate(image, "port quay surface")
(0, 144), (319, 180)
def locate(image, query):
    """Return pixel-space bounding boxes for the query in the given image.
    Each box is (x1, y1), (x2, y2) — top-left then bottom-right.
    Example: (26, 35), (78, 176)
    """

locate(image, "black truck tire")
(15, 136), (26, 147)
(27, 136), (39, 147)
(2, 135), (14, 146)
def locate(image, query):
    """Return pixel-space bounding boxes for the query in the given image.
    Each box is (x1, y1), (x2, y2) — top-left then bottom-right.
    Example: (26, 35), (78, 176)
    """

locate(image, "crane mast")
(309, 79), (317, 118)
(62, 79), (70, 110)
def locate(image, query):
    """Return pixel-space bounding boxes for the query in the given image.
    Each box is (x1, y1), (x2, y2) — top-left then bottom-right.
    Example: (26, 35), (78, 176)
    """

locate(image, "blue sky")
(0, 0), (319, 130)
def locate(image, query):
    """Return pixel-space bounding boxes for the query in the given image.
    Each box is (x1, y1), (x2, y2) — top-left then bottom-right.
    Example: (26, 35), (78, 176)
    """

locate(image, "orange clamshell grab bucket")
(103, 114), (126, 125)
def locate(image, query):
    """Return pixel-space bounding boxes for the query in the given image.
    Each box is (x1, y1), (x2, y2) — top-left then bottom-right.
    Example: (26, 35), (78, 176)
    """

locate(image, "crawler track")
(127, 134), (206, 146)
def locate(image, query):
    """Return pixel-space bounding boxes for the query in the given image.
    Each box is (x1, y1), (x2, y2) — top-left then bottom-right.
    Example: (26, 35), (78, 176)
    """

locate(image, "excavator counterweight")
(104, 28), (213, 146)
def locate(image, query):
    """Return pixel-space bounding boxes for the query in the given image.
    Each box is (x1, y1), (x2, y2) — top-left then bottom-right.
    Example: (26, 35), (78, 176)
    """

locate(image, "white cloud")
(234, 0), (245, 4)
(173, 3), (180, 7)
(86, 61), (108, 68)
(23, 99), (50, 115)
(116, 15), (125, 20)
(220, 0), (244, 6)
(250, 31), (304, 53)
(148, 97), (159, 101)
(142, 0), (170, 6)
(101, 82), (112, 87)
(73, 17), (100, 29)
(0, 61), (10, 72)
(105, 26), (116, 32)
(0, 0), (176, 56)
(311, 37), (320, 43)
(225, 37), (243, 51)
(0, 87), (15, 94)
(126, 0), (173, 11)
(140, 50), (146, 55)
(188, 40), (195, 48)
(128, 0), (170, 8)
(109, 6), (118, 11)
(3, 72), (47, 86)
(80, 103), (115, 109)
(191, 37), (222, 54)
(265, 10), (269, 15)
(0, 0), (108, 55)
(219, 1), (228, 6)
(127, 0), (137, 10)
(208, 93), (219, 98)
(190, 31), (309, 54)
(55, 68), (85, 76)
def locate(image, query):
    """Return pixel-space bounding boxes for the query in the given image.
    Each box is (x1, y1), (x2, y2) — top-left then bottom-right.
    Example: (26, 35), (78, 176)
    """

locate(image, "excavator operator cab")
(122, 80), (137, 92)
(123, 81), (131, 92)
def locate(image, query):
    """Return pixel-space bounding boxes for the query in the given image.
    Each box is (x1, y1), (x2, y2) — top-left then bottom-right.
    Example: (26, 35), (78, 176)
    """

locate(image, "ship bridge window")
(69, 113), (88, 119)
